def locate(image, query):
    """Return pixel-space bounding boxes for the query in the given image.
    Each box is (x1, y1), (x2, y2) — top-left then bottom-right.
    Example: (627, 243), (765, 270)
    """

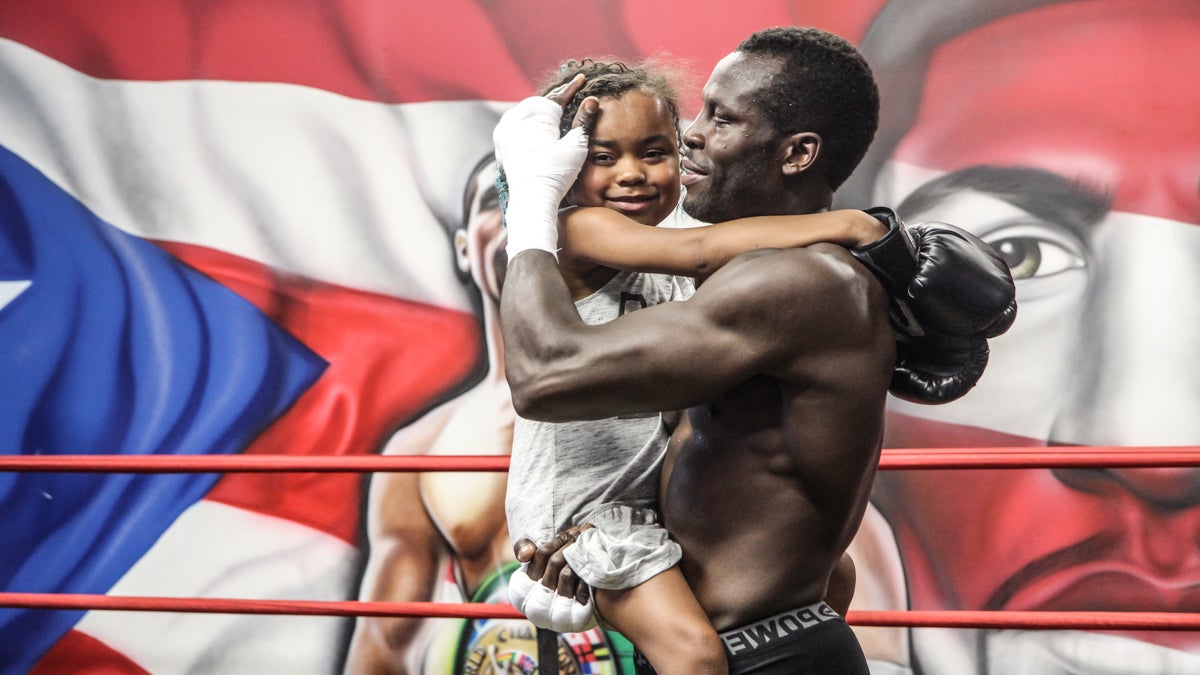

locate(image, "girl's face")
(568, 91), (681, 227)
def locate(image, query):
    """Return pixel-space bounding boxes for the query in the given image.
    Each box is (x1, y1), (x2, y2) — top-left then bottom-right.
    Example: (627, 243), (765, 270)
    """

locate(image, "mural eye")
(995, 237), (1041, 279)
(986, 231), (1085, 280)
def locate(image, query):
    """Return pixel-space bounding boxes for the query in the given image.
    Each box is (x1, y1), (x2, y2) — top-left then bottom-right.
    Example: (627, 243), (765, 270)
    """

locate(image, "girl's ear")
(779, 131), (821, 176)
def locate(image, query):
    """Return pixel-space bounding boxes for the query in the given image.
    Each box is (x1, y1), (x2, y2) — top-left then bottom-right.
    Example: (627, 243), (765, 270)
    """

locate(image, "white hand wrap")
(507, 563), (597, 633)
(493, 96), (588, 260)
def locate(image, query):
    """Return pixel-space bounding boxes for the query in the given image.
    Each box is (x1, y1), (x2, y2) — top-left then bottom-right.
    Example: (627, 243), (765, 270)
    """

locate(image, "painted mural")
(1, 1), (1197, 673)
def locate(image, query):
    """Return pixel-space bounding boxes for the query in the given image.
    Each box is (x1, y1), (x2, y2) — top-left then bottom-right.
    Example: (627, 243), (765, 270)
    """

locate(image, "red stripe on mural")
(0, 0), (529, 102)
(31, 630), (151, 675)
(892, 0), (1200, 225)
(159, 241), (481, 544)
(0, 1), (883, 107)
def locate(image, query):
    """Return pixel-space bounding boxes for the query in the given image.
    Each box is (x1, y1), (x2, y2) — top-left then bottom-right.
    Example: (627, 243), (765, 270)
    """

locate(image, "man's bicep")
(603, 300), (760, 406)
(515, 274), (775, 421)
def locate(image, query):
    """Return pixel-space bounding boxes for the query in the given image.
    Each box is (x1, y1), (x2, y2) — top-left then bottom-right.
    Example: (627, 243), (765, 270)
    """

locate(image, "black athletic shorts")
(634, 601), (870, 675)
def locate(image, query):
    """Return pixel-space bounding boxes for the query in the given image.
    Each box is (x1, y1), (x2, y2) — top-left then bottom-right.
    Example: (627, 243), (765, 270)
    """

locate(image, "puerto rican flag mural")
(3, 2), (1198, 674)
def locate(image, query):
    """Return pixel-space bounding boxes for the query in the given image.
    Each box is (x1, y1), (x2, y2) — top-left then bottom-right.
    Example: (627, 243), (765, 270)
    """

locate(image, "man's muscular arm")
(345, 465), (443, 675)
(501, 245), (870, 422)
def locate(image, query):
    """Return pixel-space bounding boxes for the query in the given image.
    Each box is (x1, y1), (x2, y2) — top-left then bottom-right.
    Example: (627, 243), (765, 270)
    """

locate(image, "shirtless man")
(496, 27), (1014, 673)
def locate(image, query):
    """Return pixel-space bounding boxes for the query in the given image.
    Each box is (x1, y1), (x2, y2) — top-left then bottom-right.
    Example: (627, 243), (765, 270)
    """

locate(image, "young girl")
(502, 59), (885, 674)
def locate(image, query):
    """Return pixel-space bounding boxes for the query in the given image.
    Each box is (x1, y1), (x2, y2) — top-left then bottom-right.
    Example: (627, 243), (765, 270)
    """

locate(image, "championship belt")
(423, 562), (635, 674)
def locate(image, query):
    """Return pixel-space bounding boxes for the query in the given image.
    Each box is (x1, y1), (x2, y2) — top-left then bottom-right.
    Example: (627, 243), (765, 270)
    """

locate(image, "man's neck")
(779, 185), (834, 217)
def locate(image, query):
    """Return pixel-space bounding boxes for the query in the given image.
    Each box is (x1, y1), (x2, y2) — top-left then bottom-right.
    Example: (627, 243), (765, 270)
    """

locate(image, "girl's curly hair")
(538, 58), (686, 137)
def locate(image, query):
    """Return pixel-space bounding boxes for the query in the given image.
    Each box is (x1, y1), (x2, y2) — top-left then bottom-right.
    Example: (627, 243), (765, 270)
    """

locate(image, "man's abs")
(659, 381), (852, 630)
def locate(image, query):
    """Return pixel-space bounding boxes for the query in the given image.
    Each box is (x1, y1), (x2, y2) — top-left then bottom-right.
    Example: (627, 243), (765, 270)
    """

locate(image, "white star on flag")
(0, 280), (30, 312)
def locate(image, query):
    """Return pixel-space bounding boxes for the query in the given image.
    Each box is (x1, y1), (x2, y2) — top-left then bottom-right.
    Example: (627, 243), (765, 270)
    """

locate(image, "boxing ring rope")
(2, 593), (1199, 631)
(3, 446), (1199, 473)
(5, 446), (1200, 634)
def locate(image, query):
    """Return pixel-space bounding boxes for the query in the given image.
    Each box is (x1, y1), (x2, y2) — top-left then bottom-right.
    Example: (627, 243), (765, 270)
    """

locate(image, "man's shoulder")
(717, 244), (873, 296)
(704, 244), (887, 336)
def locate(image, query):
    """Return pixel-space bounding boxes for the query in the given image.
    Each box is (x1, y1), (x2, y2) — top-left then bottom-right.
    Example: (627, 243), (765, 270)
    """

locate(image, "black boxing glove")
(852, 207), (1017, 339)
(890, 332), (990, 404)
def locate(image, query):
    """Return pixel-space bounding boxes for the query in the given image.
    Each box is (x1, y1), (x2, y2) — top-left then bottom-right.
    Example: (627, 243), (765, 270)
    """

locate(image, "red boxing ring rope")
(0, 594), (524, 620)
(5, 445), (1200, 633)
(0, 454), (512, 473)
(2, 593), (1199, 631)
(2, 446), (1200, 472)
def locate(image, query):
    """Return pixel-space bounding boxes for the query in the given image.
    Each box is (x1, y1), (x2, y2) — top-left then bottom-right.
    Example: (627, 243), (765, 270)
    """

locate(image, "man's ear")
(453, 228), (471, 274)
(779, 132), (821, 176)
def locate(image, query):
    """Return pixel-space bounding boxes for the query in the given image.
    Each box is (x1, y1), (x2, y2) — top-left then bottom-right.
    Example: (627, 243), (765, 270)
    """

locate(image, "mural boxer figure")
(497, 27), (1016, 674)
(345, 152), (523, 675)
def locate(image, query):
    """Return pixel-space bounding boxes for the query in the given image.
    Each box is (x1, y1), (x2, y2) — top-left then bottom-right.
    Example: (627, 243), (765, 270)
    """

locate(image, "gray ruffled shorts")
(563, 504), (682, 591)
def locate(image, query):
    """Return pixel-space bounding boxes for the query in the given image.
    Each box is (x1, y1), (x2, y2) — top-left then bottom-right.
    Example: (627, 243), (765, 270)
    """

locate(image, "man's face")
(680, 52), (782, 224)
(868, 2), (1200, 672)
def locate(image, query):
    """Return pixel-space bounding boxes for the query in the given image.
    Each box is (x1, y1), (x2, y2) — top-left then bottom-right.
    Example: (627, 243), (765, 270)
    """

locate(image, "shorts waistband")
(719, 601), (841, 658)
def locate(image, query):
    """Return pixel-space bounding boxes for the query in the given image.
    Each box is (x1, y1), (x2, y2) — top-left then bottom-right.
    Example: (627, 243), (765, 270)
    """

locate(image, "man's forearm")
(500, 249), (593, 420)
(501, 246), (748, 422)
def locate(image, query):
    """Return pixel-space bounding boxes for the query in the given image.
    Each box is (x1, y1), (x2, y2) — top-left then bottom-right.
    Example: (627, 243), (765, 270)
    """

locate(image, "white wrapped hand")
(507, 563), (597, 633)
(493, 96), (588, 260)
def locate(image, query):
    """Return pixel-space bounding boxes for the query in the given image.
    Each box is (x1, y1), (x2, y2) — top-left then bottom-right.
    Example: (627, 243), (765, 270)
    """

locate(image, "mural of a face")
(455, 158), (507, 303)
(861, 1), (1200, 673)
